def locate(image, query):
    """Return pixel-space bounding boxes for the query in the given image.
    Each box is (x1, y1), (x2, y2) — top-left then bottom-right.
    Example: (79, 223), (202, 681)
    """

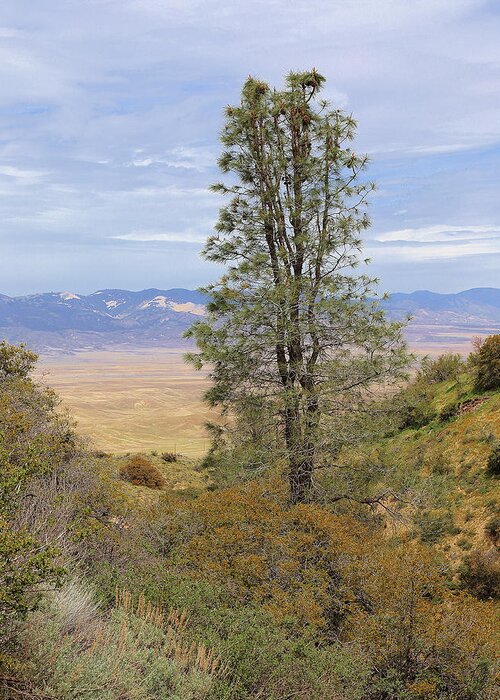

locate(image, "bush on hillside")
(460, 548), (500, 599)
(0, 340), (38, 379)
(20, 586), (220, 700)
(418, 353), (464, 384)
(161, 451), (178, 463)
(486, 443), (500, 477)
(119, 456), (165, 489)
(396, 382), (437, 429)
(0, 343), (74, 625)
(415, 509), (457, 543)
(439, 401), (459, 422)
(472, 334), (500, 391)
(161, 482), (497, 698)
(484, 516), (499, 545)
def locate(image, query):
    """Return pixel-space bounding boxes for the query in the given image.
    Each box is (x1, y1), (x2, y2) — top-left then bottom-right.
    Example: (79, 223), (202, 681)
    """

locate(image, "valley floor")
(38, 348), (216, 456)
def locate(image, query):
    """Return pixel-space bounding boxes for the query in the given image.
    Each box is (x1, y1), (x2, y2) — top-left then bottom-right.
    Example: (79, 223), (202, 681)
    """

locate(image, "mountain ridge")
(1, 287), (499, 353)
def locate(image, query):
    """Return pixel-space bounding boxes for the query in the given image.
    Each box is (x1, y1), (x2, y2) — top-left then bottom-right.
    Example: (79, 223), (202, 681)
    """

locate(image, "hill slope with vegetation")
(0, 338), (498, 700)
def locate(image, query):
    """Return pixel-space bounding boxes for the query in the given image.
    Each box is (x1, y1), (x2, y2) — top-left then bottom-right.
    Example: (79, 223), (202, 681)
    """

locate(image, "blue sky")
(0, 0), (499, 295)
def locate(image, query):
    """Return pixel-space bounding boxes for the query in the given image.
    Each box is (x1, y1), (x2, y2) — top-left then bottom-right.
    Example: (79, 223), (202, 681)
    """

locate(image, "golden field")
(38, 348), (216, 456)
(37, 328), (493, 456)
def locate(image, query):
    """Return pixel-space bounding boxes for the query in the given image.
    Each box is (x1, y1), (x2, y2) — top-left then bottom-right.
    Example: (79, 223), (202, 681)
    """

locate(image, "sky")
(0, 0), (499, 296)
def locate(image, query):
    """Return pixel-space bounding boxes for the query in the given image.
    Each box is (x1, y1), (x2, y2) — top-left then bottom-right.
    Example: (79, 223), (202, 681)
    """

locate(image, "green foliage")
(472, 334), (500, 392)
(120, 455), (165, 489)
(0, 341), (37, 379)
(0, 520), (63, 622)
(20, 584), (219, 700)
(418, 353), (465, 384)
(415, 509), (457, 543)
(396, 380), (437, 429)
(486, 442), (500, 477)
(0, 343), (75, 625)
(0, 343), (109, 635)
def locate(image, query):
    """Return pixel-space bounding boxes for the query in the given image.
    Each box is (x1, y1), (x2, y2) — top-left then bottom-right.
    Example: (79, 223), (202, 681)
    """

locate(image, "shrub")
(486, 443), (500, 477)
(161, 452), (178, 463)
(345, 545), (497, 699)
(119, 456), (165, 489)
(439, 401), (458, 422)
(460, 548), (500, 599)
(415, 509), (456, 543)
(0, 343), (80, 626)
(418, 353), (464, 384)
(484, 516), (499, 544)
(0, 340), (38, 379)
(397, 382), (437, 429)
(472, 334), (500, 391)
(20, 586), (222, 700)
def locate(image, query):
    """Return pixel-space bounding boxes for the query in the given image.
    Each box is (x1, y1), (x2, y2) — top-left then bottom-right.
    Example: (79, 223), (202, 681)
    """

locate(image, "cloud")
(375, 224), (500, 244)
(0, 166), (47, 181)
(368, 223), (500, 263)
(112, 230), (207, 243)
(0, 0), (500, 293)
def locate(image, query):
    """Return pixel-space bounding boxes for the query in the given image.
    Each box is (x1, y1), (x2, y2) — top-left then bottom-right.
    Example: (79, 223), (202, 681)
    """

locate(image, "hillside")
(1, 340), (498, 700)
(0, 288), (208, 352)
(1, 287), (499, 353)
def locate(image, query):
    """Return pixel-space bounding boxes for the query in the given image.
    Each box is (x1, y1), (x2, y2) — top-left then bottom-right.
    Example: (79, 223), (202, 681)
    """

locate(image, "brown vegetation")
(119, 455), (165, 489)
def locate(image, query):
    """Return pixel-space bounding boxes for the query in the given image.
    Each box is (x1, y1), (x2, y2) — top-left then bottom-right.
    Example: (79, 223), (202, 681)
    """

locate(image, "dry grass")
(114, 588), (227, 679)
(36, 337), (495, 458)
(38, 348), (217, 456)
(108, 452), (210, 499)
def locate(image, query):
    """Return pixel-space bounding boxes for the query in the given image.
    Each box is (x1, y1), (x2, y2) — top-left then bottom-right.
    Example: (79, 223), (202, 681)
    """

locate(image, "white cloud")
(0, 165), (46, 181)
(367, 239), (500, 262)
(0, 0), (500, 292)
(112, 230), (207, 243)
(375, 224), (500, 244)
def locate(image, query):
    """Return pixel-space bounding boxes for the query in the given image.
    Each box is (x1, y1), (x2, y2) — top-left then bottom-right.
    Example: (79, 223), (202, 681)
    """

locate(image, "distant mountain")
(380, 288), (500, 325)
(0, 287), (499, 354)
(0, 288), (208, 352)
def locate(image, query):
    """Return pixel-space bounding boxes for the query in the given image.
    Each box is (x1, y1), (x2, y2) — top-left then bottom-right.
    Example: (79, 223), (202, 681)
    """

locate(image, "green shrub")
(119, 456), (165, 489)
(486, 443), (500, 477)
(415, 510), (456, 543)
(20, 584), (220, 700)
(0, 340), (38, 379)
(0, 343), (78, 626)
(472, 334), (500, 392)
(397, 383), (437, 429)
(418, 353), (464, 384)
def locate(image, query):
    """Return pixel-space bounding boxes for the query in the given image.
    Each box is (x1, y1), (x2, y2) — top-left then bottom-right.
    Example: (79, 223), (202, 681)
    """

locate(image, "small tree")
(187, 70), (409, 503)
(472, 334), (500, 392)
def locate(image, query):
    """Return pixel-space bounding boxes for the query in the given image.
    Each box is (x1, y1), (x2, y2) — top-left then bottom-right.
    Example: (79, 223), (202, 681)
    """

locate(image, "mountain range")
(0, 287), (499, 353)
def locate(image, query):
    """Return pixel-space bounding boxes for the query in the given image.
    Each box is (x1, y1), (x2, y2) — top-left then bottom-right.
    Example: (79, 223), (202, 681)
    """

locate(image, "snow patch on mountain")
(170, 302), (205, 316)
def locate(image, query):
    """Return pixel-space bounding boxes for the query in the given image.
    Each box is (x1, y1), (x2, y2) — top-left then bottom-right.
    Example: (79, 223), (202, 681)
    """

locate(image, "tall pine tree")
(187, 70), (409, 503)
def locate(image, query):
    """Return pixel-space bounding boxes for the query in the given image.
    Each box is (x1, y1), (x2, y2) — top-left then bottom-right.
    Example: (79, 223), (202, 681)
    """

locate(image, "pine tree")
(186, 70), (409, 503)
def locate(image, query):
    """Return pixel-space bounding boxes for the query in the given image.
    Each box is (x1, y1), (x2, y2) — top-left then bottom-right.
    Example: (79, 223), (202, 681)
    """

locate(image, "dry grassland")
(39, 348), (216, 456)
(36, 327), (494, 456)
